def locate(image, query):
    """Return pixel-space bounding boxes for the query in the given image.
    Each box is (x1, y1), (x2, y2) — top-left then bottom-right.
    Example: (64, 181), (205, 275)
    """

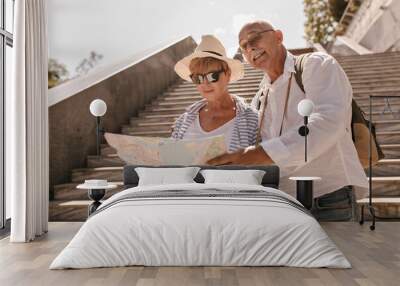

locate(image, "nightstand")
(289, 177), (321, 210)
(77, 180), (117, 216)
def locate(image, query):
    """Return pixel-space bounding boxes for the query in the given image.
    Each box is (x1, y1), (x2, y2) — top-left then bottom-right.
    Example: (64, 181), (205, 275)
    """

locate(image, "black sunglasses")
(239, 29), (274, 51)
(190, 70), (225, 85)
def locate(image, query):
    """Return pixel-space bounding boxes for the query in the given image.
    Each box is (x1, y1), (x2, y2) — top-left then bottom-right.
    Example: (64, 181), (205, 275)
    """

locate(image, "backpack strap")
(293, 53), (312, 94)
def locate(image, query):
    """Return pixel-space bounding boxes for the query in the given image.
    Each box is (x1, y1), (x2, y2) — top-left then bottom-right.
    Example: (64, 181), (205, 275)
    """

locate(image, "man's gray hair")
(239, 20), (275, 35)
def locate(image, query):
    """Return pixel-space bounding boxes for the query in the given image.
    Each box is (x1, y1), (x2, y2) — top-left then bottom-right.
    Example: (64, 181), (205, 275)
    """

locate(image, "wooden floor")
(0, 222), (399, 286)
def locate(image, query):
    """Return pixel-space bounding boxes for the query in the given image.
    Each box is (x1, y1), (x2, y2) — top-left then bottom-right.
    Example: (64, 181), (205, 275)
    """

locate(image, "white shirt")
(257, 51), (368, 199)
(184, 114), (235, 151)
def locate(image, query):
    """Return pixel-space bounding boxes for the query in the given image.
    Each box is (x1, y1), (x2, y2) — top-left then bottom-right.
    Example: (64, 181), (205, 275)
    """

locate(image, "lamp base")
(296, 180), (313, 210)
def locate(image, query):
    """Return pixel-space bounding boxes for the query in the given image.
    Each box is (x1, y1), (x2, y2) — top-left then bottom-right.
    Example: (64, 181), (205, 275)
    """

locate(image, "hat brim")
(174, 51), (244, 83)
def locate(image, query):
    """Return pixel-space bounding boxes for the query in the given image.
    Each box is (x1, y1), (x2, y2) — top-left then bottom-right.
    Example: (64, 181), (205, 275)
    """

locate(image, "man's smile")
(252, 50), (266, 62)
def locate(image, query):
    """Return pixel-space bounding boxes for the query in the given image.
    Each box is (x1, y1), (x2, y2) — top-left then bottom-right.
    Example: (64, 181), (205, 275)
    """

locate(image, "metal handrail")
(359, 95), (400, 230)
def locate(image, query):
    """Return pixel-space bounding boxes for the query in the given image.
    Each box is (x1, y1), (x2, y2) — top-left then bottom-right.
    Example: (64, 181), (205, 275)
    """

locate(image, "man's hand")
(207, 145), (274, 165)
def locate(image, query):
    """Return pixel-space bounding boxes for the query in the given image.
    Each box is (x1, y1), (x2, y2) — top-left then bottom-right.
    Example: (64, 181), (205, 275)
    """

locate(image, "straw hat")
(174, 35), (244, 83)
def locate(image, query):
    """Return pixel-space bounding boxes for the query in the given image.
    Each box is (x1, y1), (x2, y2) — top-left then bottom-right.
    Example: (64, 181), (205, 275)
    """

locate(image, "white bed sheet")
(50, 183), (350, 269)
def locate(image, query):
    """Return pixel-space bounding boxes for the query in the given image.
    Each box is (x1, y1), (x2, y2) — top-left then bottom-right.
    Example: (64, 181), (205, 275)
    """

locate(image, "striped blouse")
(171, 95), (259, 153)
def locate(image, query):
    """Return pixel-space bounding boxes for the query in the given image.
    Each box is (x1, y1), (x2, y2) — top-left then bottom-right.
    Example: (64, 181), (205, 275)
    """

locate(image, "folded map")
(104, 133), (227, 165)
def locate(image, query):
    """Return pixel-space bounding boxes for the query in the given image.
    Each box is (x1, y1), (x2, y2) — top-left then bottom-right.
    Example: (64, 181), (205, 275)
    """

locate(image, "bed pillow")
(135, 167), (201, 186)
(200, 169), (266, 185)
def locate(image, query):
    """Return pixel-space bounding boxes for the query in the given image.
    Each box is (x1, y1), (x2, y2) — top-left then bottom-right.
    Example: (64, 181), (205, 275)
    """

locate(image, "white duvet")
(50, 183), (351, 269)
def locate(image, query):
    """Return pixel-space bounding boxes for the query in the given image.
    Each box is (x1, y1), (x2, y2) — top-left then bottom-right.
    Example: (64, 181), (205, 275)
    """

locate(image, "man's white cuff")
(261, 137), (291, 166)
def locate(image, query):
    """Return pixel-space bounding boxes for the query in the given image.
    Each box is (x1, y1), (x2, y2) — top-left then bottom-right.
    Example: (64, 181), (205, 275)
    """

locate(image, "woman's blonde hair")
(189, 57), (231, 75)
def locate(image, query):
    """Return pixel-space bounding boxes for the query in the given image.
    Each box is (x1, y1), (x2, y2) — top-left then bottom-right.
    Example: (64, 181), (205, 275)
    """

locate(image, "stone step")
(154, 99), (202, 106)
(243, 70), (264, 75)
(341, 62), (400, 71)
(381, 144), (400, 159)
(345, 70), (400, 77)
(338, 58), (400, 67)
(358, 100), (400, 108)
(87, 154), (125, 168)
(139, 107), (191, 116)
(352, 84), (400, 92)
(355, 97), (400, 105)
(352, 86), (400, 95)
(373, 120), (400, 132)
(71, 166), (124, 183)
(53, 181), (124, 200)
(129, 120), (175, 127)
(350, 78), (400, 87)
(369, 159), (400, 177)
(354, 90), (400, 98)
(356, 197), (400, 219)
(359, 104), (400, 114)
(369, 176), (400, 197)
(347, 73), (400, 82)
(341, 60), (400, 68)
(336, 52), (400, 61)
(122, 130), (170, 137)
(376, 131), (400, 144)
(130, 116), (180, 125)
(49, 200), (88, 222)
(122, 124), (172, 133)
(100, 144), (116, 155)
(363, 112), (400, 121)
(337, 51), (400, 58)
(340, 56), (400, 63)
(137, 113), (181, 120)
(344, 70), (400, 77)
(129, 118), (175, 126)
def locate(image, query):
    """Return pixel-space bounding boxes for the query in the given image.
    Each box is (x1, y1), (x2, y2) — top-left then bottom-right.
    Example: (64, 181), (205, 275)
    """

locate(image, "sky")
(48, 0), (307, 77)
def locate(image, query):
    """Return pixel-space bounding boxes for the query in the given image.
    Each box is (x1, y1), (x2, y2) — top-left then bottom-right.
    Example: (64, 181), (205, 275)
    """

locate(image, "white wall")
(345, 0), (400, 52)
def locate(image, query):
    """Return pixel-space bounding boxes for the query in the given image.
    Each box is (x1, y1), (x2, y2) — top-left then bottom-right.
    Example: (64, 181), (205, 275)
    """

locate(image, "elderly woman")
(172, 35), (258, 153)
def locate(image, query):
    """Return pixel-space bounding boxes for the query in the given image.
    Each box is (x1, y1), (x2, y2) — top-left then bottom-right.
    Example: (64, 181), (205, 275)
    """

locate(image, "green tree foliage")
(48, 58), (69, 88)
(303, 0), (349, 45)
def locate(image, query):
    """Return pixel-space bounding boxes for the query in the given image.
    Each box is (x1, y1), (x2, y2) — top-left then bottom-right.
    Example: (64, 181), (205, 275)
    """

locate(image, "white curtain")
(7, 0), (49, 242)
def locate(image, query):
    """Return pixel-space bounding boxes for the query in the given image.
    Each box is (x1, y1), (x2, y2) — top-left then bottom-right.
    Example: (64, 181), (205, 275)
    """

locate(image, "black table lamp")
(290, 99), (320, 210)
(297, 99), (314, 162)
(89, 99), (107, 156)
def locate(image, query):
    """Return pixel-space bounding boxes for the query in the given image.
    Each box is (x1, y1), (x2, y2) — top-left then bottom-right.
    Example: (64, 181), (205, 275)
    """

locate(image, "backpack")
(293, 53), (384, 168)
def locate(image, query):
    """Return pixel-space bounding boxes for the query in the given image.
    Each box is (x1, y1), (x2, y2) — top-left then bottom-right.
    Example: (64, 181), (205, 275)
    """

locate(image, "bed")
(50, 165), (350, 269)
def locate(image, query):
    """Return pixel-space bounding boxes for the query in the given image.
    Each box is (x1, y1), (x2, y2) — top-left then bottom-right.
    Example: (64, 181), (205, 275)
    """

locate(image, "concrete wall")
(344, 0), (400, 52)
(49, 37), (197, 198)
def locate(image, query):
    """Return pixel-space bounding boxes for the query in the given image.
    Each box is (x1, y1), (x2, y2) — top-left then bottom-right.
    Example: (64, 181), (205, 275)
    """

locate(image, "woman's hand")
(207, 145), (274, 165)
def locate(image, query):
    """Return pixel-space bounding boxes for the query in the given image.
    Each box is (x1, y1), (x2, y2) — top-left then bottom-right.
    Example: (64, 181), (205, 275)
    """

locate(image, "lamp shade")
(90, 99), (107, 117)
(297, 99), (314, 117)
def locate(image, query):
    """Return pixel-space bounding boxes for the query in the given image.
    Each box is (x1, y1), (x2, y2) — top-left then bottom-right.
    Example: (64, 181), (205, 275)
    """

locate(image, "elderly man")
(208, 21), (368, 220)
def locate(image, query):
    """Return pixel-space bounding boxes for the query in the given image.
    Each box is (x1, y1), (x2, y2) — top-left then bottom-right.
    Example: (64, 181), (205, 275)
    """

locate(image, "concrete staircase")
(50, 51), (400, 221)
